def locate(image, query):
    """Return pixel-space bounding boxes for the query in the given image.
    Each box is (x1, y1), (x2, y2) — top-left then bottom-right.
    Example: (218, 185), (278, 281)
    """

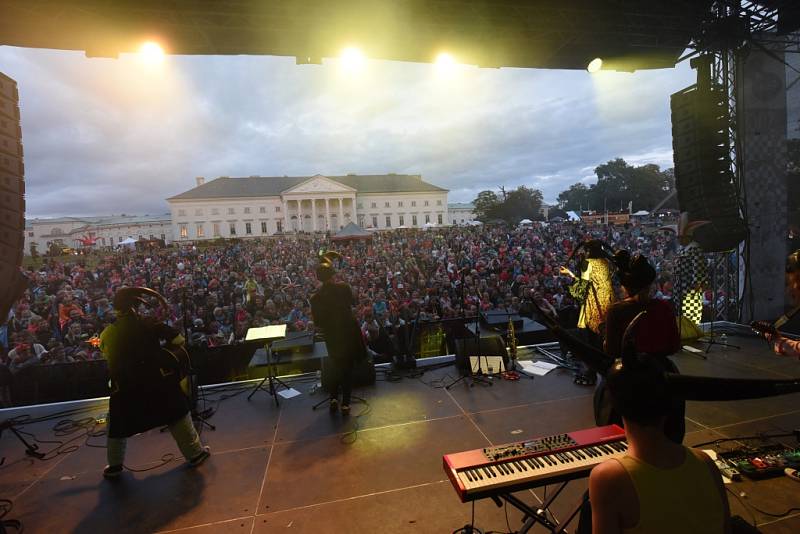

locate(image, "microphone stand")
(446, 267), (491, 389)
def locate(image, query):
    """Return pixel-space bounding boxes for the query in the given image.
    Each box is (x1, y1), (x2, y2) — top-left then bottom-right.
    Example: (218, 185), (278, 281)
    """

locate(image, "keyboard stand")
(491, 480), (584, 534)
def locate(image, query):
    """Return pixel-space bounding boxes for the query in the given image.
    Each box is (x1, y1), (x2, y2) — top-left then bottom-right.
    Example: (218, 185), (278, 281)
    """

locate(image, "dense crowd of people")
(0, 221), (681, 375)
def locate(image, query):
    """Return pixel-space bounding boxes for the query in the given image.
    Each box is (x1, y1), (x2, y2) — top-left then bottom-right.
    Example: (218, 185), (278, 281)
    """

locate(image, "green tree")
(502, 186), (543, 223)
(557, 183), (591, 211)
(472, 190), (501, 222)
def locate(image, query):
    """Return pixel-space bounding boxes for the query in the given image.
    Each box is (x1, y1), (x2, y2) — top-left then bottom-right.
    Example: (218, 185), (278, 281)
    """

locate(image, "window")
(357, 203), (363, 209)
(179, 225), (188, 238)
(358, 215), (365, 227)
(411, 201), (416, 207)
(437, 200), (442, 206)
(149, 234), (154, 240)
(245, 222), (252, 235)
(437, 214), (443, 225)
(398, 201), (404, 207)
(384, 201), (390, 208)
(195, 208), (203, 216)
(424, 200), (429, 207)
(211, 208), (219, 215)
(399, 215), (404, 226)
(385, 216), (391, 227)
(228, 207), (235, 215)
(229, 223), (236, 235)
(425, 214), (430, 224)
(160, 233), (166, 241)
(259, 206), (266, 213)
(371, 202), (377, 209)
(412, 215), (418, 226)
(261, 222), (268, 233)
(178, 209), (186, 217)
(275, 206), (281, 213)
(28, 231), (33, 237)
(244, 207), (251, 214)
(196, 224), (205, 237)
(212, 223), (220, 237)
(276, 220), (283, 232)
(371, 216), (378, 228)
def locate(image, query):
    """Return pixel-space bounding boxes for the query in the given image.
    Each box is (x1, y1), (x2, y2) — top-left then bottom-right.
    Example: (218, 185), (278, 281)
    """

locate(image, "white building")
(448, 203), (476, 225)
(167, 174), (449, 241)
(24, 214), (172, 255)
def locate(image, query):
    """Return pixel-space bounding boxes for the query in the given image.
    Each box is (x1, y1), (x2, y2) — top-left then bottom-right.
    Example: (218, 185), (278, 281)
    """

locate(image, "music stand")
(246, 324), (289, 406)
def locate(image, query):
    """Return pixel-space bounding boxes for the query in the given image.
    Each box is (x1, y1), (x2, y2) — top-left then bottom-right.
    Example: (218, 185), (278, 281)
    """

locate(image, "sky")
(0, 45), (700, 218)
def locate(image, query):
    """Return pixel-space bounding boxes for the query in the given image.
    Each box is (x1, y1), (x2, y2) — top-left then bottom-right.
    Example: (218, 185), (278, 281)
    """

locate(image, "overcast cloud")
(0, 46), (698, 218)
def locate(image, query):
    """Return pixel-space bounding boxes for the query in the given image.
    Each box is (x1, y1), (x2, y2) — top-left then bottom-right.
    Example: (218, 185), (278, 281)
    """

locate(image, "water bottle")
(720, 333), (727, 350)
(311, 370), (322, 393)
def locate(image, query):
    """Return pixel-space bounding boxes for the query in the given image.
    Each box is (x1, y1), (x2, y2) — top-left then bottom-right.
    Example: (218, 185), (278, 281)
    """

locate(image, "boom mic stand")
(697, 252), (740, 354)
(0, 420), (45, 464)
(446, 268), (492, 389)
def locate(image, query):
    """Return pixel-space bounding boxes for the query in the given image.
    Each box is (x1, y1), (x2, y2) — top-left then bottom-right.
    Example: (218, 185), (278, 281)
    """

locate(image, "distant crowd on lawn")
(1, 221), (684, 373)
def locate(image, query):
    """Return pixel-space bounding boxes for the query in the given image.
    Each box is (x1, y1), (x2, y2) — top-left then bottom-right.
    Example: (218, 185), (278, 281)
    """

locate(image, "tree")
(557, 183), (591, 211)
(556, 158), (678, 214)
(472, 190), (501, 222)
(471, 186), (544, 223)
(503, 186), (543, 223)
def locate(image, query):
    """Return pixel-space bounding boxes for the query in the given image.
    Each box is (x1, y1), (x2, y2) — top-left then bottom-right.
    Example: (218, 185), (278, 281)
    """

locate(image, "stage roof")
(0, 0), (714, 71)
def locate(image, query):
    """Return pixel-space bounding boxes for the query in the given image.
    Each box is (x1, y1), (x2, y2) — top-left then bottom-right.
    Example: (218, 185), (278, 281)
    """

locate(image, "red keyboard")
(443, 425), (627, 501)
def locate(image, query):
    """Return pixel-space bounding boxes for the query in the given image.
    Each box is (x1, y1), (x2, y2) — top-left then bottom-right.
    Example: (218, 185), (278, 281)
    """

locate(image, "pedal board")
(719, 445), (800, 480)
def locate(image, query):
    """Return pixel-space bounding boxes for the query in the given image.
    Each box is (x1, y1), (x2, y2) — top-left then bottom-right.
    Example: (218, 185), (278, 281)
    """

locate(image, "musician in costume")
(100, 287), (209, 479)
(560, 240), (616, 386)
(761, 249), (800, 359)
(588, 356), (729, 534)
(310, 252), (367, 414)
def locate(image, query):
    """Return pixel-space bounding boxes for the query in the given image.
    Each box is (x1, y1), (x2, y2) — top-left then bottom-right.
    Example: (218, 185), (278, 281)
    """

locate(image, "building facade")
(167, 174), (449, 241)
(24, 214), (172, 255)
(447, 203), (476, 225)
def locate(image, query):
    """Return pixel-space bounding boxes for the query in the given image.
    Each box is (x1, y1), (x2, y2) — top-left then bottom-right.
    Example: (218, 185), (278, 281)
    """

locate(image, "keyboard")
(443, 425), (627, 501)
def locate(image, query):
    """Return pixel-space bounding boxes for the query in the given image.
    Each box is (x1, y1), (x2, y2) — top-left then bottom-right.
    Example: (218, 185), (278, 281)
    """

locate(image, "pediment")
(283, 175), (356, 195)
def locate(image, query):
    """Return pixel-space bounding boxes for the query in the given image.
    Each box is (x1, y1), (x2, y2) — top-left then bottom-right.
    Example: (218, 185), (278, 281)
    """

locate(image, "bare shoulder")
(590, 459), (629, 492)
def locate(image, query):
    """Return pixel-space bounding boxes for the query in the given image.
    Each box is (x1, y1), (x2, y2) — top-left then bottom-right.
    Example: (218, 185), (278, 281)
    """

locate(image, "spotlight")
(587, 57), (603, 73)
(436, 52), (456, 67)
(340, 46), (366, 71)
(139, 41), (165, 64)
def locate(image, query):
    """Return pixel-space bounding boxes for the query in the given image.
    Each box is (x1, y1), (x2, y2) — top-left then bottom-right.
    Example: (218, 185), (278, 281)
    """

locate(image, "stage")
(1, 332), (799, 533)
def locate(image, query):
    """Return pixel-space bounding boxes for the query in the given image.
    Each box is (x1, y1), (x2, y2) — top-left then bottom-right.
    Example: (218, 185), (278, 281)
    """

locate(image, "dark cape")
(310, 281), (366, 364)
(102, 314), (190, 438)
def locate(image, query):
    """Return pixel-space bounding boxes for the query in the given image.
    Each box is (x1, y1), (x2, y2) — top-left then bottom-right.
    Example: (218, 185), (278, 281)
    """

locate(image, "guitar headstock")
(750, 320), (777, 338)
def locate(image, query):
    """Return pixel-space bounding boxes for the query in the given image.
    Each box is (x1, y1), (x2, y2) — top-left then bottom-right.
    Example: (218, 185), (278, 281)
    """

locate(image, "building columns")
(312, 199), (317, 231)
(325, 198), (330, 231)
(338, 198), (344, 229)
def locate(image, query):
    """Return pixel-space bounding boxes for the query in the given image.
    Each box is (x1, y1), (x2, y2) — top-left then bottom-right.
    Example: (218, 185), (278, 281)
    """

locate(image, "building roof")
(448, 203), (474, 210)
(167, 175), (447, 201)
(29, 214), (171, 226)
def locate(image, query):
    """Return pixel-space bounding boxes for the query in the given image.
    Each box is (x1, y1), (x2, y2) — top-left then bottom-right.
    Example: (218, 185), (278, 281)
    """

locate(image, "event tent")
(331, 222), (372, 241)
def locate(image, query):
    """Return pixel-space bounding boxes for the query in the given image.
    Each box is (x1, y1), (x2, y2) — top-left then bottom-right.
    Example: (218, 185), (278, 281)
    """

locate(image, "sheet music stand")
(246, 324), (288, 406)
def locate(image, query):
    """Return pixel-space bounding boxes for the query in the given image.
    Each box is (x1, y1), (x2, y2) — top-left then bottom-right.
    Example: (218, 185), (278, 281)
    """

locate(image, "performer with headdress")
(100, 287), (209, 479)
(310, 251), (367, 414)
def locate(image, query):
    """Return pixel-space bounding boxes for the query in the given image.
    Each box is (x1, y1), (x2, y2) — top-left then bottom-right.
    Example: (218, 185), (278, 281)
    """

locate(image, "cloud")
(0, 45), (696, 216)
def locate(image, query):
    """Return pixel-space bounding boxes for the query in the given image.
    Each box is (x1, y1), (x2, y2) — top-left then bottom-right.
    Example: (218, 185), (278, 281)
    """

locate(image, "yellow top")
(617, 449), (725, 534)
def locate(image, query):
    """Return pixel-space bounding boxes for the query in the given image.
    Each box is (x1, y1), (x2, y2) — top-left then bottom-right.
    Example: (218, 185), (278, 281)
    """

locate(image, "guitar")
(750, 320), (778, 339)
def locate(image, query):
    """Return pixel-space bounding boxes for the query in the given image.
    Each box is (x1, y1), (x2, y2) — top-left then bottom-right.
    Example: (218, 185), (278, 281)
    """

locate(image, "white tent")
(632, 210), (649, 216)
(519, 218), (533, 225)
(468, 220), (483, 226)
(423, 222), (435, 229)
(117, 237), (137, 249)
(566, 211), (581, 221)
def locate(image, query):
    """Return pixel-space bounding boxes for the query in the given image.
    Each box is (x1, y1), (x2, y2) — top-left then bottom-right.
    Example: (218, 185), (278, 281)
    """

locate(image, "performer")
(560, 240), (615, 385)
(310, 252), (366, 414)
(100, 287), (209, 479)
(588, 356), (730, 534)
(598, 253), (684, 444)
(674, 213), (710, 326)
(760, 249), (800, 359)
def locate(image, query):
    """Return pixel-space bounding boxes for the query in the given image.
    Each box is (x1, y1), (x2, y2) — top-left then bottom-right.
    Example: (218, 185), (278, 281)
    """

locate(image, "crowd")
(0, 221), (681, 375)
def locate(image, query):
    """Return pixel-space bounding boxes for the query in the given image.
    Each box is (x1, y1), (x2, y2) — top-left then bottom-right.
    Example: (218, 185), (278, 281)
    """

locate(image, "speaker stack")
(0, 71), (26, 319)
(671, 84), (747, 252)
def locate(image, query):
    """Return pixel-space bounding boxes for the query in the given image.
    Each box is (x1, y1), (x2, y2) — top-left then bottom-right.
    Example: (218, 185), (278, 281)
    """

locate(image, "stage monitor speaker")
(0, 72), (25, 320)
(671, 84), (747, 252)
(454, 335), (507, 375)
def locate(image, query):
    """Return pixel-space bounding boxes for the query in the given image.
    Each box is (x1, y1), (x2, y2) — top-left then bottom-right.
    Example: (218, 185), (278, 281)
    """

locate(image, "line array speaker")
(0, 71), (26, 319)
(671, 84), (747, 252)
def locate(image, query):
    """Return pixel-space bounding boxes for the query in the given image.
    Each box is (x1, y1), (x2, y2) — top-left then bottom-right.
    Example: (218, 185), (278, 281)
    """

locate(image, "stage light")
(436, 52), (457, 68)
(139, 41), (165, 64)
(587, 57), (603, 73)
(340, 46), (366, 71)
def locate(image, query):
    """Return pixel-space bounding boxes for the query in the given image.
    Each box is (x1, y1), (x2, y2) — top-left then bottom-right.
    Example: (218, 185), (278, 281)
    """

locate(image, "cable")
(728, 486), (800, 521)
(340, 396), (371, 445)
(0, 498), (23, 533)
(691, 431), (798, 449)
(725, 487), (757, 528)
(452, 501), (483, 534)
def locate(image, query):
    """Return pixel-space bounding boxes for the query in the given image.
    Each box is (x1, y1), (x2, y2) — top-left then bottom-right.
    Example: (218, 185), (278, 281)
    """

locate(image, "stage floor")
(1, 333), (799, 533)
